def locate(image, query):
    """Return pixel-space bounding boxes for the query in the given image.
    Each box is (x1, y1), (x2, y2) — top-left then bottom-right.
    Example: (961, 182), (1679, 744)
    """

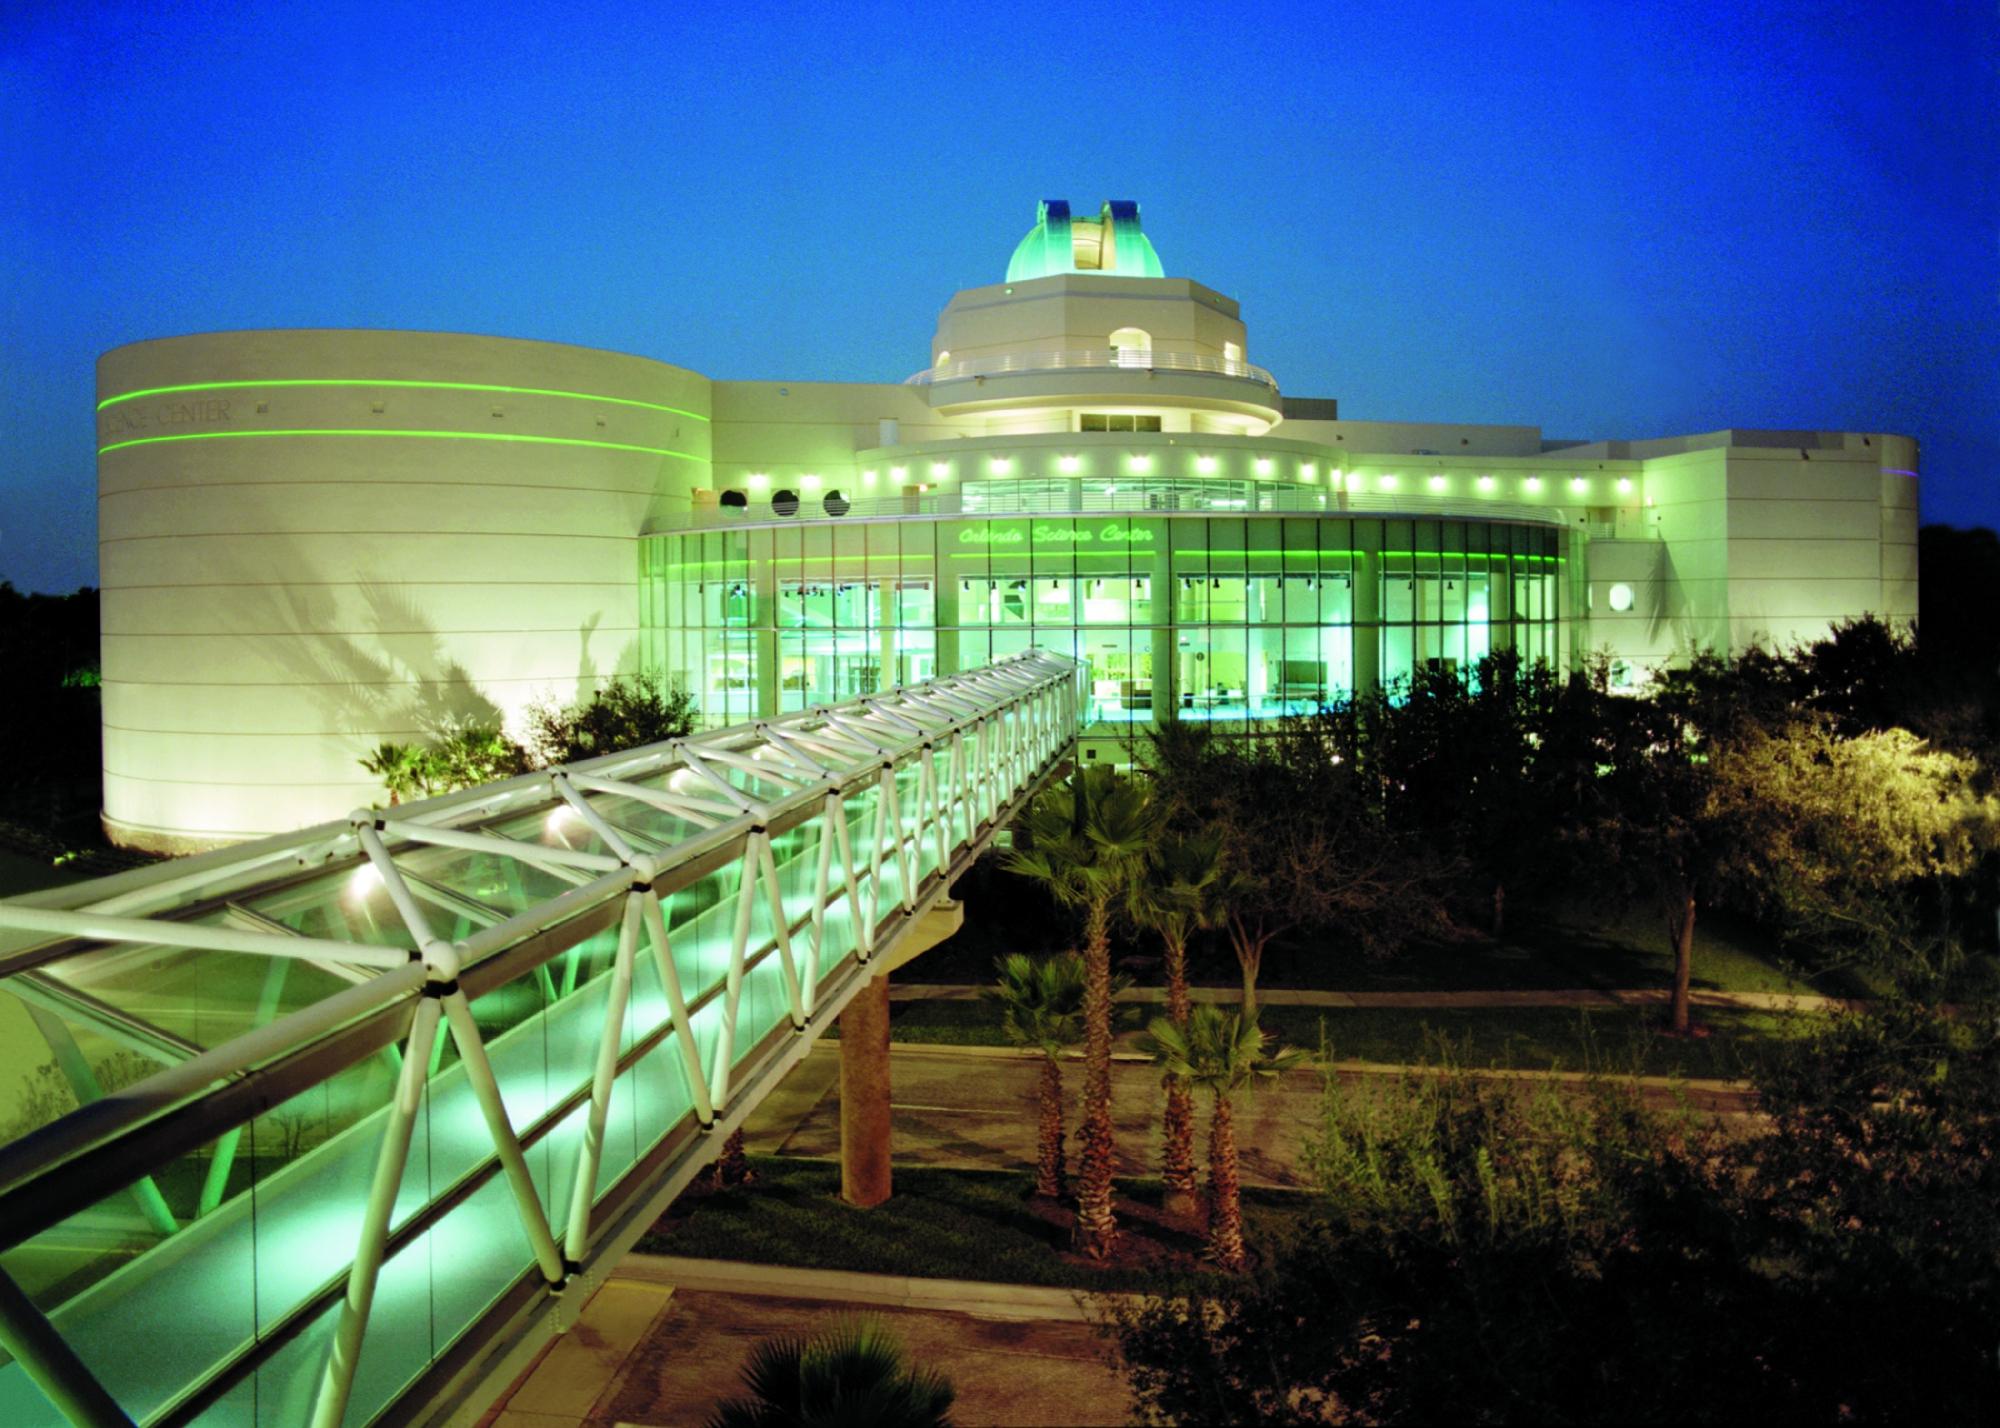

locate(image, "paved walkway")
(740, 1042), (1755, 1189)
(895, 981), (1857, 1012)
(476, 1265), (1134, 1428)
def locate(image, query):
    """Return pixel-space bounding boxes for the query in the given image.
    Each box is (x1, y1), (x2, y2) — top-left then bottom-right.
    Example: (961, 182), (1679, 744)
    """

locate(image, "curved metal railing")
(906, 347), (1278, 390)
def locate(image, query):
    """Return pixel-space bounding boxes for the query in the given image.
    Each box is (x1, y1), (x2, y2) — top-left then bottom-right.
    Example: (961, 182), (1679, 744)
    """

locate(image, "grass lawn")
(1256, 1003), (1798, 1081)
(638, 1156), (1315, 1294)
(916, 858), (1857, 998)
(862, 998), (1804, 1080)
(1175, 904), (1841, 999)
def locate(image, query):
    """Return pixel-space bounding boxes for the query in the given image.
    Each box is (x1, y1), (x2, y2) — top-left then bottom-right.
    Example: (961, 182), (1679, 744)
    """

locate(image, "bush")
(1113, 1025), (2000, 1424)
(524, 673), (696, 767)
(358, 720), (529, 804)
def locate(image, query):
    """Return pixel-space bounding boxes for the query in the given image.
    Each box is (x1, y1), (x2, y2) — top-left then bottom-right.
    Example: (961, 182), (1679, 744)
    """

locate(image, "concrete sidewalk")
(476, 1265), (1135, 1428)
(739, 1043), (1756, 1190)
(894, 981), (1858, 1012)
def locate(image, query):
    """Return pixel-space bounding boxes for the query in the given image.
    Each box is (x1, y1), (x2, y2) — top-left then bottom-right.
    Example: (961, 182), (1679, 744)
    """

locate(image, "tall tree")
(1327, 653), (1564, 934)
(1578, 687), (1724, 1033)
(1706, 720), (1997, 990)
(1149, 718), (1454, 1022)
(1003, 766), (1160, 1259)
(1145, 1005), (1299, 1271)
(1128, 830), (1223, 1217)
(985, 952), (1089, 1199)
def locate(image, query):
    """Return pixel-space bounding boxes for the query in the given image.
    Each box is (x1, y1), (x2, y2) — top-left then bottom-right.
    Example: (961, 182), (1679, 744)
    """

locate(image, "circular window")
(822, 490), (851, 516)
(719, 489), (748, 509)
(1607, 583), (1635, 612)
(771, 489), (800, 516)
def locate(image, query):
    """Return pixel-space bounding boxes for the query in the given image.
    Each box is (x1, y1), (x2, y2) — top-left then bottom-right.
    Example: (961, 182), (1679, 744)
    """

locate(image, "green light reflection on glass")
(97, 377), (709, 421)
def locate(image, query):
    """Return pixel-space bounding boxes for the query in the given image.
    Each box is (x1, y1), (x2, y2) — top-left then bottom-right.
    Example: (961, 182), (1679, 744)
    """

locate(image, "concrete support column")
(839, 970), (893, 1207)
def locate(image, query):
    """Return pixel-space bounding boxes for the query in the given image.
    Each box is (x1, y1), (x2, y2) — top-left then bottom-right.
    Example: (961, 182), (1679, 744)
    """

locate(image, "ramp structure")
(0, 652), (1080, 1427)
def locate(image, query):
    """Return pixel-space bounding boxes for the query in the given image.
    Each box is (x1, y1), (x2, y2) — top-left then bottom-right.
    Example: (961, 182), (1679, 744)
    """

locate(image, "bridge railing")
(0, 651), (1081, 1428)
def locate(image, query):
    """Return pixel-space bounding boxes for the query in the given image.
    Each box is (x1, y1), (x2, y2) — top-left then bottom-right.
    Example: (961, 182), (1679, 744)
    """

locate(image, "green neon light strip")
(98, 429), (700, 459)
(98, 378), (708, 421)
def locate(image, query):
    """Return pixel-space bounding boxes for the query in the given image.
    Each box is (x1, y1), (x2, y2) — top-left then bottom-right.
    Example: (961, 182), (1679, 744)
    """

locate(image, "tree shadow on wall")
(574, 615), (645, 705)
(234, 575), (509, 748)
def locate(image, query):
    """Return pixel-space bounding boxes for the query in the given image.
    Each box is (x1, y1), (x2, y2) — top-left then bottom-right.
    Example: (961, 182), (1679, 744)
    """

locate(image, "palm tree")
(1146, 1005), (1300, 1272)
(358, 741), (428, 804)
(1002, 765), (1160, 1260)
(708, 1315), (955, 1428)
(1128, 830), (1223, 1218)
(985, 952), (1088, 1199)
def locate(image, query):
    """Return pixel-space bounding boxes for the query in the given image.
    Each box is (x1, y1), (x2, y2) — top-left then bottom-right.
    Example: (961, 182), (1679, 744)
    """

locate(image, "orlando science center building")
(95, 200), (1920, 852)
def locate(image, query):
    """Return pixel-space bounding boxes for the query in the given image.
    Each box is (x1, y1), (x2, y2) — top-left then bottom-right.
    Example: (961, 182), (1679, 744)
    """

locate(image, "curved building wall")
(97, 330), (712, 851)
(640, 511), (1569, 757)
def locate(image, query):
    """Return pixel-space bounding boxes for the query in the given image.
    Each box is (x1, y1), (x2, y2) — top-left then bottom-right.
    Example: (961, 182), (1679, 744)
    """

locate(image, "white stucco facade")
(96, 201), (1918, 851)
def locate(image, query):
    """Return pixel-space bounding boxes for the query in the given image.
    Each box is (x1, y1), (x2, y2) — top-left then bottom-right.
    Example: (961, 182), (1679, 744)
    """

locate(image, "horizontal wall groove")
(97, 377), (710, 420)
(102, 530), (638, 545)
(100, 478), (677, 500)
(102, 580), (635, 591)
(104, 673), (627, 689)
(103, 627), (637, 639)
(103, 769), (380, 789)
(98, 429), (703, 459)
(104, 723), (432, 737)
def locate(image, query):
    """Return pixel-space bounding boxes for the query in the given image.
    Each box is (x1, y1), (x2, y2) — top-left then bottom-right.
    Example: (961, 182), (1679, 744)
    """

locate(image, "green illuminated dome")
(1005, 199), (1165, 281)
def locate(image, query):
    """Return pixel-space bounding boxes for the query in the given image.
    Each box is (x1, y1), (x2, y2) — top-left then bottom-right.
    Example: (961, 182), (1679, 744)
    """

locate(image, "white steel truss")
(0, 651), (1081, 1428)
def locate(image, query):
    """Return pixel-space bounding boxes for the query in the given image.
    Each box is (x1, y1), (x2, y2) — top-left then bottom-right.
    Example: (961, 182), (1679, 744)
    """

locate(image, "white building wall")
(1720, 448), (1893, 652)
(97, 330), (710, 851)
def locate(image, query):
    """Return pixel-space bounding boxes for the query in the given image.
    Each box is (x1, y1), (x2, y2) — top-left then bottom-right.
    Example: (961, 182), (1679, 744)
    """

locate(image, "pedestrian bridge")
(0, 652), (1082, 1427)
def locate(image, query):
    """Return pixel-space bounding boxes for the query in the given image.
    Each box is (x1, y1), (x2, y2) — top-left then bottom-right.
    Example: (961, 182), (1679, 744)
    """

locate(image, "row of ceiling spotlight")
(750, 462), (1639, 494)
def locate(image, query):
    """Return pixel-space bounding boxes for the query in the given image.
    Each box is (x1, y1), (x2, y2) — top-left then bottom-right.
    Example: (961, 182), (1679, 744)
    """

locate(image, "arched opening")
(1109, 327), (1152, 368)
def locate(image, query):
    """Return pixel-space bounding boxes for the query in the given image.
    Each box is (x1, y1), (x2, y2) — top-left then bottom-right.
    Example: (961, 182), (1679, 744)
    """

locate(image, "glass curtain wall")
(640, 516), (1566, 729)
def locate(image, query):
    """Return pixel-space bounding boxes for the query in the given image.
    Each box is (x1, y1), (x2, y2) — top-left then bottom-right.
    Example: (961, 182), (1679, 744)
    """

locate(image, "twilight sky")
(3, 0), (1994, 594)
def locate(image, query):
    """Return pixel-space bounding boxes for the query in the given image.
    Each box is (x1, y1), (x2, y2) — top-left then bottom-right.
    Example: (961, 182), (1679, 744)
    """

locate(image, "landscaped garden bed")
(853, 998), (1807, 1081)
(639, 1156), (1315, 1294)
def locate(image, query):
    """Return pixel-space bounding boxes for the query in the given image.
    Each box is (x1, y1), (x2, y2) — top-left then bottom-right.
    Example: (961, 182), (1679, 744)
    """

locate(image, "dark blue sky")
(4, 0), (1994, 593)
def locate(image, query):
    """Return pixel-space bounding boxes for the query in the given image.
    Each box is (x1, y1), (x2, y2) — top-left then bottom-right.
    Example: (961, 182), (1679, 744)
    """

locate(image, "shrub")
(524, 673), (696, 767)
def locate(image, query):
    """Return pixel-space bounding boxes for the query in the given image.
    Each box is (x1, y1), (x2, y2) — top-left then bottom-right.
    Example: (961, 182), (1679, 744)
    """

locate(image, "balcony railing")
(649, 480), (1559, 534)
(906, 348), (1279, 390)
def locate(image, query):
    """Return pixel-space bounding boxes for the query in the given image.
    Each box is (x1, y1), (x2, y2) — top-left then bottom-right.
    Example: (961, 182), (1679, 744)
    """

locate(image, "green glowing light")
(957, 523), (1156, 547)
(96, 378), (709, 421)
(97, 429), (700, 458)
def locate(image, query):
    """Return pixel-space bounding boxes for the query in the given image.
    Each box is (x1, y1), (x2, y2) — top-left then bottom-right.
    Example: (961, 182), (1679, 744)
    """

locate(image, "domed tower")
(917, 199), (1280, 434)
